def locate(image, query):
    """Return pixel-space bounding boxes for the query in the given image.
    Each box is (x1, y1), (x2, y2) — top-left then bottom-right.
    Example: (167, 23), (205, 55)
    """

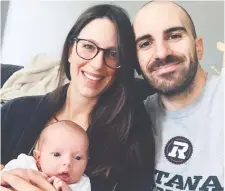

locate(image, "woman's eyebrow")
(81, 38), (116, 50)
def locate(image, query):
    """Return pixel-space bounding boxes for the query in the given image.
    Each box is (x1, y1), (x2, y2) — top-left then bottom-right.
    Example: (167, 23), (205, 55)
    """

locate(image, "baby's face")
(36, 127), (88, 184)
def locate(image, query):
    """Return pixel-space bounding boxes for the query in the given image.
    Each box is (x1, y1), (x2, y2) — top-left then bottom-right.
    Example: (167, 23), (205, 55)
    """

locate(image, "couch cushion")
(1, 64), (24, 87)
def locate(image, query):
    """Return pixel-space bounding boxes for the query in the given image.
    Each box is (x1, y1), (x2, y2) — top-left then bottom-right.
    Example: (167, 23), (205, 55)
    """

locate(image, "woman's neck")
(160, 66), (207, 111)
(57, 84), (98, 129)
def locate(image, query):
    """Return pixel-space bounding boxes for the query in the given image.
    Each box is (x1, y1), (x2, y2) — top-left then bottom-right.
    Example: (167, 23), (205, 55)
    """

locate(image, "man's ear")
(195, 37), (203, 60)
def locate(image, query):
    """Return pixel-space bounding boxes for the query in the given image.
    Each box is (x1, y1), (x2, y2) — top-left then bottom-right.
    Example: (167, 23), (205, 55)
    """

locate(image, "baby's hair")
(34, 120), (88, 152)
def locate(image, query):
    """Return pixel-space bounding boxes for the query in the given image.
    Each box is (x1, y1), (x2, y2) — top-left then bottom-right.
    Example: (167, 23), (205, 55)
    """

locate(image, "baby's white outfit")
(2, 153), (91, 191)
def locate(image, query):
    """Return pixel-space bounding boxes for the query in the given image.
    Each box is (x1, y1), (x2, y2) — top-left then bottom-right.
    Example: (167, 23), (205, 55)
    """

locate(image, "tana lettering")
(155, 170), (223, 191)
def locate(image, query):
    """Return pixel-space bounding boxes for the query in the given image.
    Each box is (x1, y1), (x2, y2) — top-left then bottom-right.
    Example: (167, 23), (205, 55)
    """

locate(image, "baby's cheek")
(39, 160), (58, 176)
(71, 163), (86, 181)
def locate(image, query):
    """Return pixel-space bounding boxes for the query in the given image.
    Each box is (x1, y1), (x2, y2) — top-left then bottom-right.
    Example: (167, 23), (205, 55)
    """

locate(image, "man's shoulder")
(205, 74), (224, 97)
(208, 73), (223, 84)
(144, 93), (159, 107)
(142, 93), (161, 118)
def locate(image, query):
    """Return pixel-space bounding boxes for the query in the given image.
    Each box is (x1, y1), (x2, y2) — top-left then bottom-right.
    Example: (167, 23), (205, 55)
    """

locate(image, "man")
(133, 1), (224, 190)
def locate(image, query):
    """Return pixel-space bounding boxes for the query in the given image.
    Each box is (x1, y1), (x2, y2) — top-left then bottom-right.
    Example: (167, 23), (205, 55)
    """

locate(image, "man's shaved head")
(134, 1), (197, 39)
(142, 1), (197, 38)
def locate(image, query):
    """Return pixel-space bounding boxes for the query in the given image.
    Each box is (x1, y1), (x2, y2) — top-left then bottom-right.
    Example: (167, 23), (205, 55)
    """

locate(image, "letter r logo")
(168, 141), (189, 159)
(164, 136), (193, 164)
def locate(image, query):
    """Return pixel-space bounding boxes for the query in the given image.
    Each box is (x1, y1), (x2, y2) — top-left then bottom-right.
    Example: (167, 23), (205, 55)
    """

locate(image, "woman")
(1, 4), (155, 191)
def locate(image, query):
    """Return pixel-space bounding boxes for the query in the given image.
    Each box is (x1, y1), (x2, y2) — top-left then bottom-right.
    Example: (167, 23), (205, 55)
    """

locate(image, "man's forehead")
(134, 1), (183, 23)
(134, 1), (189, 38)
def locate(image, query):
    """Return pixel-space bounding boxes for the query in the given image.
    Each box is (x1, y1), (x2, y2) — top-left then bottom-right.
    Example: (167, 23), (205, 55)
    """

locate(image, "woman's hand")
(1, 164), (4, 171)
(0, 169), (56, 191)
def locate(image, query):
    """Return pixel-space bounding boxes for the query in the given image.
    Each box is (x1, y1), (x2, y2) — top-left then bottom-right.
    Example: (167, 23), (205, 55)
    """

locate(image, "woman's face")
(68, 18), (117, 99)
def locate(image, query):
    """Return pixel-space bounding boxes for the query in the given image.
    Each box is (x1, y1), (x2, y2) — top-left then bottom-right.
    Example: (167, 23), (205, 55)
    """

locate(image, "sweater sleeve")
(1, 94), (54, 166)
(1, 99), (18, 165)
(1, 97), (36, 165)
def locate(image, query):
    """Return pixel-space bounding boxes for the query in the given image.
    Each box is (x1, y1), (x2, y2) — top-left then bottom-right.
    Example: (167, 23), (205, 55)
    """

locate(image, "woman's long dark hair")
(50, 4), (154, 185)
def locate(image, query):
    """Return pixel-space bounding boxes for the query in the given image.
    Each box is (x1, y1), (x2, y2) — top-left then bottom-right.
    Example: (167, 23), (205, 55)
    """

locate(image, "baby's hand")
(48, 176), (72, 191)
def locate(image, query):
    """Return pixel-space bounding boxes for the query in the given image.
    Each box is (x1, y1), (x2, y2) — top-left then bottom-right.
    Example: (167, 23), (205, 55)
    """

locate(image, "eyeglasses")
(72, 37), (121, 69)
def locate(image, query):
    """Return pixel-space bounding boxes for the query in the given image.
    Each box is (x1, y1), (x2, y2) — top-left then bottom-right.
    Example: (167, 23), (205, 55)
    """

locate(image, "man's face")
(134, 2), (203, 96)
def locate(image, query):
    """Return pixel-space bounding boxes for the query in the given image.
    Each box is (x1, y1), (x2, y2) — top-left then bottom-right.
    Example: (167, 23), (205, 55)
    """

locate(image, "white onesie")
(2, 153), (91, 191)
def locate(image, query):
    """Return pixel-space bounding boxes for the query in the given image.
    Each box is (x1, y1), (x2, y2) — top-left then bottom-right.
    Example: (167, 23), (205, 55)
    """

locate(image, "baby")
(2, 120), (91, 191)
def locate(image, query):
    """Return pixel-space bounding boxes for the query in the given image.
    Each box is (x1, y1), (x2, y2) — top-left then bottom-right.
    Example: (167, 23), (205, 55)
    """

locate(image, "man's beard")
(143, 53), (198, 97)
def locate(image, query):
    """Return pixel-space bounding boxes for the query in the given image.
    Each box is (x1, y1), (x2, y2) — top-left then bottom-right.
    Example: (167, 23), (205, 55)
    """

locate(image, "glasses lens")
(77, 40), (97, 60)
(104, 50), (120, 68)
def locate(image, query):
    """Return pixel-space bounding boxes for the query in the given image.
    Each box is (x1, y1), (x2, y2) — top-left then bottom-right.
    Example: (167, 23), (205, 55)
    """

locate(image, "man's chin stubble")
(146, 71), (196, 97)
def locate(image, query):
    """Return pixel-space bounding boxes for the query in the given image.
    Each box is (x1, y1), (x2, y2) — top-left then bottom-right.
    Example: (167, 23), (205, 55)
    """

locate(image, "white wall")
(1, 1), (107, 65)
(1, 1), (10, 42)
(177, 1), (224, 75)
(1, 1), (224, 76)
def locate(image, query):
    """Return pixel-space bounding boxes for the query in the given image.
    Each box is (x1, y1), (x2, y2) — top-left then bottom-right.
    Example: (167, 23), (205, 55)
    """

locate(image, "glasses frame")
(73, 37), (121, 69)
